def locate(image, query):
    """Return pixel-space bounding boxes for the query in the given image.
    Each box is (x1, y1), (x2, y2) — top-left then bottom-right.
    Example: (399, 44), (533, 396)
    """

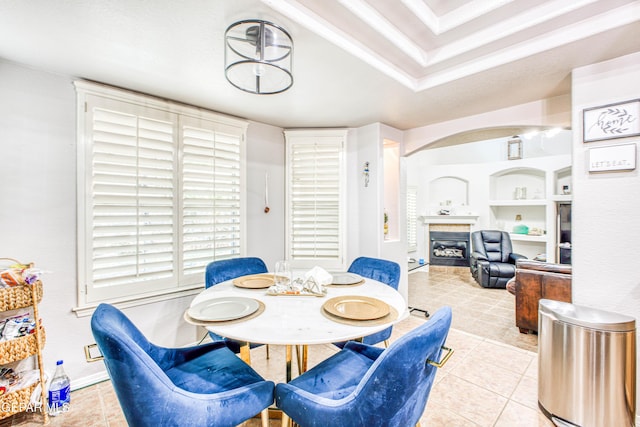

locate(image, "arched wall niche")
(429, 176), (469, 207)
(490, 167), (546, 200)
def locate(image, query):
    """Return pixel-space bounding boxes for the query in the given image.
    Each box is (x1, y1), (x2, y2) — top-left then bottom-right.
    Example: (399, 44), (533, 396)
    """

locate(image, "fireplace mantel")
(419, 215), (479, 225)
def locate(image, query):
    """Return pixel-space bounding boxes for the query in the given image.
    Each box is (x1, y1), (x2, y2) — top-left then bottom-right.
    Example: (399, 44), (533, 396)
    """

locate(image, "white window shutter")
(85, 99), (178, 302)
(181, 118), (242, 281)
(76, 82), (247, 307)
(285, 130), (347, 271)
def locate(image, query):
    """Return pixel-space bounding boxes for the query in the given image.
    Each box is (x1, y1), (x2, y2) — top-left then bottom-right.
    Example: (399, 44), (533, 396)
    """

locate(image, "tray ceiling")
(1, 0), (639, 129)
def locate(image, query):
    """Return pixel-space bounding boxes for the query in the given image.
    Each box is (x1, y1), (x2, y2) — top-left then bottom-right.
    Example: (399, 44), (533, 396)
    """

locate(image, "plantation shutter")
(84, 96), (178, 302)
(285, 130), (347, 271)
(181, 117), (243, 280)
(76, 81), (248, 308)
(407, 186), (418, 252)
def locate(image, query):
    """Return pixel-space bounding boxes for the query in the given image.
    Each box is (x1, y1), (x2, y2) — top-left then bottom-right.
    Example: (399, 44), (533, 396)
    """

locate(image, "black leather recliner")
(470, 230), (526, 288)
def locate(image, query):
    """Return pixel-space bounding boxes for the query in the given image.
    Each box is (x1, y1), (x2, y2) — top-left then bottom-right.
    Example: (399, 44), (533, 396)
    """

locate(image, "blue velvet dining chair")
(334, 256), (401, 348)
(204, 257), (269, 356)
(275, 306), (453, 427)
(91, 303), (274, 427)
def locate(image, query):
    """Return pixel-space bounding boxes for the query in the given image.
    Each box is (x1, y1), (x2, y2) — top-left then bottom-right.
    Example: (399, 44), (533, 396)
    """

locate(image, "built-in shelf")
(488, 199), (547, 206)
(419, 215), (479, 225)
(487, 165), (572, 261)
(510, 233), (547, 242)
(550, 194), (572, 202)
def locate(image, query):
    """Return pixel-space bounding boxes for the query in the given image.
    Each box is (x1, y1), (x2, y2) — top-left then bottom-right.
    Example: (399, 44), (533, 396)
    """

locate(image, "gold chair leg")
(384, 339), (390, 348)
(266, 344), (270, 359)
(295, 345), (302, 375)
(295, 344), (309, 375)
(282, 411), (291, 427)
(286, 345), (293, 382)
(416, 423), (421, 427)
(302, 345), (308, 373)
(239, 342), (251, 365)
(260, 408), (269, 427)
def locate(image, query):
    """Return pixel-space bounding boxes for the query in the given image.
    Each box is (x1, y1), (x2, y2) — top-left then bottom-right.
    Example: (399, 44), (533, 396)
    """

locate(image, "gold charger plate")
(322, 295), (390, 320)
(233, 273), (278, 289)
(322, 305), (398, 326)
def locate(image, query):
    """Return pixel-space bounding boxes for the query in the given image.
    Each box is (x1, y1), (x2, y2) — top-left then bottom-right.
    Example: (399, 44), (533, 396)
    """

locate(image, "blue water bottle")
(48, 360), (70, 416)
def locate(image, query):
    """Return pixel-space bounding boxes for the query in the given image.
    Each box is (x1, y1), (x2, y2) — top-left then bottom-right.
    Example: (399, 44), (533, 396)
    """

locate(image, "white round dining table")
(188, 274), (408, 380)
(190, 275), (408, 345)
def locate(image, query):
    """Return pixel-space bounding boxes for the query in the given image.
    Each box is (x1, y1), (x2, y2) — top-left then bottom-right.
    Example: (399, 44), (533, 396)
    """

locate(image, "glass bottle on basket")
(48, 360), (70, 416)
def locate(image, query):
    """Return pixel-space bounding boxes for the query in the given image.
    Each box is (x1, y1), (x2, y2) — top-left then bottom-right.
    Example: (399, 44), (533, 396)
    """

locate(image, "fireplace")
(430, 231), (470, 267)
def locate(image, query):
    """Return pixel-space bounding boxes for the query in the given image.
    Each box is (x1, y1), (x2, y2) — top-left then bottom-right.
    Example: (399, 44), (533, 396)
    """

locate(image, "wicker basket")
(0, 327), (46, 366)
(0, 281), (43, 312)
(0, 383), (38, 420)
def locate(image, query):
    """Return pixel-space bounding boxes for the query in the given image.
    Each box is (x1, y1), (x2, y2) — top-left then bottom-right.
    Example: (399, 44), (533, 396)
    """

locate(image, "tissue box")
(512, 224), (529, 234)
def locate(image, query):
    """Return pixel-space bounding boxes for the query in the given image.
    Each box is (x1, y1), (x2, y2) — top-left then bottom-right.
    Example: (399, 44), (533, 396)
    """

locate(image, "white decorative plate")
(188, 297), (259, 322)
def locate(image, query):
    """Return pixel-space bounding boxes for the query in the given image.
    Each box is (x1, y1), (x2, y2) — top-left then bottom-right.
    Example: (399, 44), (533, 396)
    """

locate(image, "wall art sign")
(588, 143), (637, 172)
(583, 99), (640, 142)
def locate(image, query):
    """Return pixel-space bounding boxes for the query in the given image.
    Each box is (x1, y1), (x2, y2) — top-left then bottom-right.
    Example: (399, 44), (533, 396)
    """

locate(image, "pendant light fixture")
(224, 20), (293, 95)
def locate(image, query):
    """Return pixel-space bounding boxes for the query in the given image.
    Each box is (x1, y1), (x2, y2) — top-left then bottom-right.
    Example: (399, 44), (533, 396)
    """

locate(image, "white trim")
(261, 0), (417, 90)
(73, 286), (203, 318)
(72, 371), (110, 391)
(263, 0), (639, 93)
(73, 80), (248, 131)
(337, 0), (427, 66)
(402, 0), (513, 35)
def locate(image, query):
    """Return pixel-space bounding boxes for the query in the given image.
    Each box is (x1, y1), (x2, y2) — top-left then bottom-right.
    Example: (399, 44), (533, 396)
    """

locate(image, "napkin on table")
(304, 266), (333, 287)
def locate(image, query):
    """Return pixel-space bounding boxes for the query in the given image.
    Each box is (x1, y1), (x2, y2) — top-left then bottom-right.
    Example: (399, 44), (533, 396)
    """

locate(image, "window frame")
(73, 81), (247, 316)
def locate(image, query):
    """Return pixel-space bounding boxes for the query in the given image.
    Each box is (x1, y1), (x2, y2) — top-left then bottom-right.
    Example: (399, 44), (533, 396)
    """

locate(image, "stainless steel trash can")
(538, 299), (636, 427)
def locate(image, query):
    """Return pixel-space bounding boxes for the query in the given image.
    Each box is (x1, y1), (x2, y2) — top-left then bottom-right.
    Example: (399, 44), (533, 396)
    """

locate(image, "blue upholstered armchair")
(91, 303), (274, 427)
(335, 256), (401, 348)
(205, 257), (268, 354)
(275, 306), (453, 427)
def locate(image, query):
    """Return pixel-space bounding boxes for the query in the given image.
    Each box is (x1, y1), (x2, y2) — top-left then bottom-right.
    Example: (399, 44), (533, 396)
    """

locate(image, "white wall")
(349, 123), (409, 301)
(245, 121), (286, 270)
(0, 59), (286, 387)
(572, 52), (640, 316)
(572, 53), (640, 419)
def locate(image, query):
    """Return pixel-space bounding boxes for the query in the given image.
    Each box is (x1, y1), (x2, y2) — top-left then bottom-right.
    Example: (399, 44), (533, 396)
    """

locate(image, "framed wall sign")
(588, 143), (637, 172)
(507, 136), (522, 160)
(583, 99), (640, 142)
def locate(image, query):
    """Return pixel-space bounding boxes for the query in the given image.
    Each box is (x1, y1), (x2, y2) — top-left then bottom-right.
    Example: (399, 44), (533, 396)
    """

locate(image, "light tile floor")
(1, 268), (553, 426)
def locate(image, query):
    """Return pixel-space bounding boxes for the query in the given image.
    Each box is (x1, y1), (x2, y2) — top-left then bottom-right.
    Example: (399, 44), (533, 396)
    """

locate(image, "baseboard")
(408, 264), (429, 274)
(72, 371), (110, 391)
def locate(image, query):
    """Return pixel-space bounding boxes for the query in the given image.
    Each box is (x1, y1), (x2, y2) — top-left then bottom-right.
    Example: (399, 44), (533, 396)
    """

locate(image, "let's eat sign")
(588, 143), (637, 172)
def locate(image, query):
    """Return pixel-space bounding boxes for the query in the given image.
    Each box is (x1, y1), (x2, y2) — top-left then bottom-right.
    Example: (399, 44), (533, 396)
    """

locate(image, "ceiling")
(1, 0), (639, 130)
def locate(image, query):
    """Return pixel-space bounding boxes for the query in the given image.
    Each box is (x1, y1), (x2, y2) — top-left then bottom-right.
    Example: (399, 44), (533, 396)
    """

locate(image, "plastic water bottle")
(48, 360), (70, 416)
